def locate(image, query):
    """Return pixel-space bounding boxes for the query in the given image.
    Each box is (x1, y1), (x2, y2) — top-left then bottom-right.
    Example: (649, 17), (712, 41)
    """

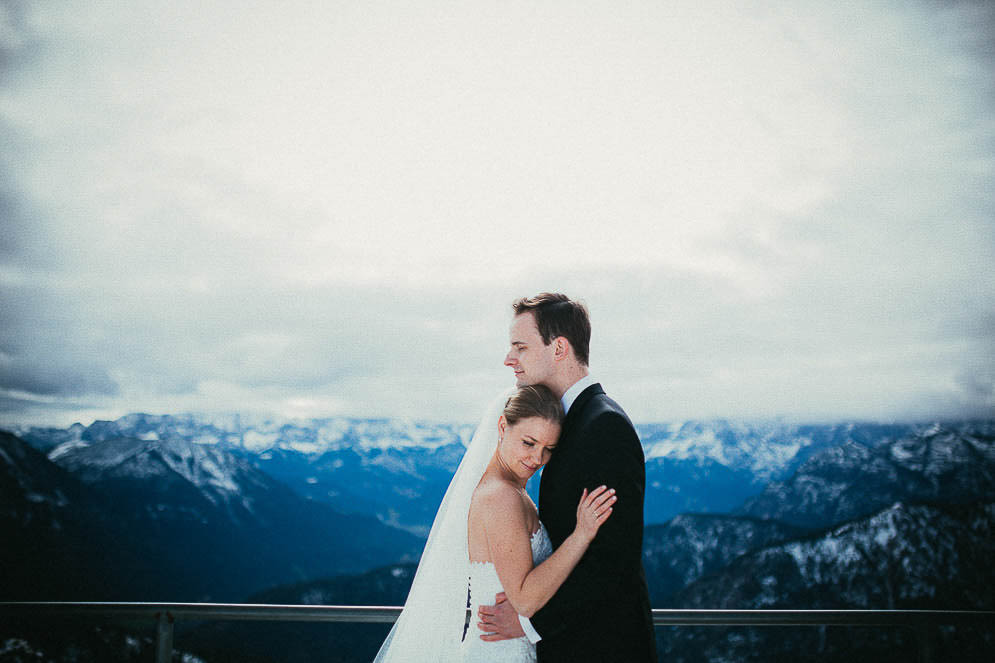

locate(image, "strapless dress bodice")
(460, 523), (553, 662)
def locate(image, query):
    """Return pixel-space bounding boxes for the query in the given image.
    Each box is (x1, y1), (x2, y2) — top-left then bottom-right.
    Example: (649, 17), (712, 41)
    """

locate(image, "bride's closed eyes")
(523, 439), (556, 452)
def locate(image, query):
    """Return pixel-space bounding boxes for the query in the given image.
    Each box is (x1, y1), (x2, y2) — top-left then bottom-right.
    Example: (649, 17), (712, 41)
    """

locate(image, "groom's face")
(504, 312), (556, 388)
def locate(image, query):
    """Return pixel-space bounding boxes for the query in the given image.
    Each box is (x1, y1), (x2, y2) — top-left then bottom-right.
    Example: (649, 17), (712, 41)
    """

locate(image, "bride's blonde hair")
(503, 384), (563, 426)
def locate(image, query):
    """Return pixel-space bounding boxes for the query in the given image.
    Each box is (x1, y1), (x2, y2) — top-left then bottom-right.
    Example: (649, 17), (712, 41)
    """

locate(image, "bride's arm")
(481, 483), (615, 618)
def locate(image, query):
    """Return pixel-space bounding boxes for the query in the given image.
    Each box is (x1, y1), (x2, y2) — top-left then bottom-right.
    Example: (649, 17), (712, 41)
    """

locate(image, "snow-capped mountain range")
(17, 413), (976, 533)
(1, 430), (423, 603)
(639, 419), (927, 478)
(22, 412), (475, 454)
(18, 413), (939, 474)
(736, 423), (995, 528)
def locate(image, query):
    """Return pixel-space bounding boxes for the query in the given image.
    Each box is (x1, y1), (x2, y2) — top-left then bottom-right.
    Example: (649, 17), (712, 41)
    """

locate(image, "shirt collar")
(561, 374), (597, 415)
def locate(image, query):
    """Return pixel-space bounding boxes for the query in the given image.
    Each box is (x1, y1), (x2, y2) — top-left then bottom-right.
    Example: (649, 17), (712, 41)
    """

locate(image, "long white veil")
(373, 389), (511, 663)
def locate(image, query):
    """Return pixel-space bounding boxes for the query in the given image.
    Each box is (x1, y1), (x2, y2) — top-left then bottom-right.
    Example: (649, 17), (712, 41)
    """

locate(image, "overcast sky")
(1, 0), (993, 428)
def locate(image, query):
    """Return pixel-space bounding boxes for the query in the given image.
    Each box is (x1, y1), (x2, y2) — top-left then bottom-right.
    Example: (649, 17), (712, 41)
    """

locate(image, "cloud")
(0, 0), (993, 426)
(0, 354), (118, 398)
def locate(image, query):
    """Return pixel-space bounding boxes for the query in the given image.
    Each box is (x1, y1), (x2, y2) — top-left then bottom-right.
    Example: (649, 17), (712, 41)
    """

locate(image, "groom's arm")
(528, 411), (646, 641)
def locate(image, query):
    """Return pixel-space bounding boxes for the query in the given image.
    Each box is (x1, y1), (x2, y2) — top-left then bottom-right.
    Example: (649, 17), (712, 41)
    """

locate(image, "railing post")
(155, 611), (174, 663)
(916, 625), (933, 663)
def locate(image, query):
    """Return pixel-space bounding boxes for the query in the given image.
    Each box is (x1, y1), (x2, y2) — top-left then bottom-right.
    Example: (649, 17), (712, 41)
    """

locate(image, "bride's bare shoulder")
(471, 475), (521, 511)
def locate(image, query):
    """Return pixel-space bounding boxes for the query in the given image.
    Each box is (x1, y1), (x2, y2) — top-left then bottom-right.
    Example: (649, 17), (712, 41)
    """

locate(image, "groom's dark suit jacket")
(533, 383), (657, 663)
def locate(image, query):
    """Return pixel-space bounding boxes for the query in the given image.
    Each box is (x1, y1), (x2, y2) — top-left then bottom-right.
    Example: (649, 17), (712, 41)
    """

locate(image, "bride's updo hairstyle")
(503, 385), (564, 426)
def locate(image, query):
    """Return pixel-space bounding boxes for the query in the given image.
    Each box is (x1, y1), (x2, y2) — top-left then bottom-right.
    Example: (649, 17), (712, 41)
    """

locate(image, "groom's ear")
(552, 336), (571, 362)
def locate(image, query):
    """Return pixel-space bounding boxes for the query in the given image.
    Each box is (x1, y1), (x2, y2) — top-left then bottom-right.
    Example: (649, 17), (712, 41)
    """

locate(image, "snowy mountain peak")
(736, 424), (995, 529)
(48, 440), (91, 462)
(641, 421), (833, 479)
(49, 436), (263, 511)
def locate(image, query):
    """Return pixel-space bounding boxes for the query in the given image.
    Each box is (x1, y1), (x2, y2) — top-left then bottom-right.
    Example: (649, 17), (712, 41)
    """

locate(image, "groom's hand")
(477, 592), (526, 641)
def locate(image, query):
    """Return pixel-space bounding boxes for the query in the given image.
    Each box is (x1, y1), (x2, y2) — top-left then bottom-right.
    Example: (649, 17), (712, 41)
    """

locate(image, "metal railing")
(1, 602), (992, 663)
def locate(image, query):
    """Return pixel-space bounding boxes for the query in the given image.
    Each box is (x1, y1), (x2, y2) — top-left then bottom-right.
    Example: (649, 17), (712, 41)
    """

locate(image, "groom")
(477, 293), (657, 662)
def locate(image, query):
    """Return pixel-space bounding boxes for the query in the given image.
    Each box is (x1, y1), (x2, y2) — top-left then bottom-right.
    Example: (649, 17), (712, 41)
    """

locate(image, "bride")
(374, 385), (616, 663)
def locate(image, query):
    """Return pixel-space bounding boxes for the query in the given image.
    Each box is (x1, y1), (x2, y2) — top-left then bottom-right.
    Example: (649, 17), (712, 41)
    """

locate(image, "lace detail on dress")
(461, 524), (552, 662)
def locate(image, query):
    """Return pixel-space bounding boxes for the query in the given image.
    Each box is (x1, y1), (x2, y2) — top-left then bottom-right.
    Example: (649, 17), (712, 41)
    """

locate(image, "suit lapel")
(559, 383), (604, 444)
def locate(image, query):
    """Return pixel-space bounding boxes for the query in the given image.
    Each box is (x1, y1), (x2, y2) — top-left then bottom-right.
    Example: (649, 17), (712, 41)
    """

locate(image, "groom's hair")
(512, 293), (591, 366)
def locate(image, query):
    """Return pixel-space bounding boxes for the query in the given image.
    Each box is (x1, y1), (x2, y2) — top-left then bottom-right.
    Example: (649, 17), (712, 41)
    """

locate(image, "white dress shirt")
(560, 373), (597, 416)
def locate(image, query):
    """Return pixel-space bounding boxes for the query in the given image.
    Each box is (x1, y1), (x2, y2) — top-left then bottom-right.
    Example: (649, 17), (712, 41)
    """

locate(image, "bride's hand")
(574, 485), (616, 543)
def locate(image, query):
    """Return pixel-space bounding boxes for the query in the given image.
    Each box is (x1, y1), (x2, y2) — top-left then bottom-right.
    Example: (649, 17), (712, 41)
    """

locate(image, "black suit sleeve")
(530, 409), (646, 640)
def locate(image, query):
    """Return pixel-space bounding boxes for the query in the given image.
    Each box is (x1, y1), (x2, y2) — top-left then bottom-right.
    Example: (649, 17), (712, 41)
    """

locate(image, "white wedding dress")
(373, 391), (543, 663)
(461, 523), (553, 662)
